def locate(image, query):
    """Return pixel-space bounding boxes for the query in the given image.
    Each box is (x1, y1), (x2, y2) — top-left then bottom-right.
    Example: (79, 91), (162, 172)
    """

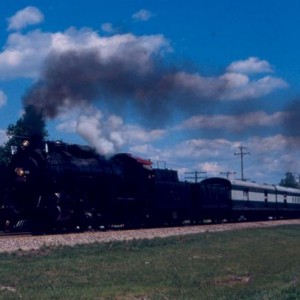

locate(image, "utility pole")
(185, 171), (207, 183)
(295, 174), (300, 188)
(234, 145), (250, 181)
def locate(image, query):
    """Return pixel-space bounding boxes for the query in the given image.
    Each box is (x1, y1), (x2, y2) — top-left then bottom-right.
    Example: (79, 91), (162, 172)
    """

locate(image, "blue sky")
(1, 0), (300, 183)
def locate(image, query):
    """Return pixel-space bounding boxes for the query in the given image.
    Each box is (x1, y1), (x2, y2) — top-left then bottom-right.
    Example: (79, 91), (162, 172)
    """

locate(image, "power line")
(185, 171), (207, 183)
(220, 171), (236, 179)
(234, 145), (250, 181)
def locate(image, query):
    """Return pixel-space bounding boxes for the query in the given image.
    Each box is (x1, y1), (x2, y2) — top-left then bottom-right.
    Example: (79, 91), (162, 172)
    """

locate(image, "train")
(0, 139), (300, 232)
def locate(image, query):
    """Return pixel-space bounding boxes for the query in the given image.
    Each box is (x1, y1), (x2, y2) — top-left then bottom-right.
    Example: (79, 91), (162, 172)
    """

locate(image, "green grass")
(0, 225), (299, 299)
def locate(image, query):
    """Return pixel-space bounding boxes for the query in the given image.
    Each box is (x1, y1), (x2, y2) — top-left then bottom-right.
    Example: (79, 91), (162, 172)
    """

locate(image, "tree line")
(0, 105), (47, 166)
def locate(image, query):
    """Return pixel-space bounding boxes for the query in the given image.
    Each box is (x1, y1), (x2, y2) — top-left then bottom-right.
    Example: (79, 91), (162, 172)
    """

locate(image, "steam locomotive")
(1, 139), (300, 232)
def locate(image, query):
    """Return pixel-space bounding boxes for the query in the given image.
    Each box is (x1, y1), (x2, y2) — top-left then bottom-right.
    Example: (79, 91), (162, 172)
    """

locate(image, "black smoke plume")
(23, 49), (224, 124)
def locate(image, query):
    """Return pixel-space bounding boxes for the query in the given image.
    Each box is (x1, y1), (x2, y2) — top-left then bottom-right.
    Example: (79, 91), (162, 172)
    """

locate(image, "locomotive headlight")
(15, 167), (25, 177)
(22, 140), (30, 147)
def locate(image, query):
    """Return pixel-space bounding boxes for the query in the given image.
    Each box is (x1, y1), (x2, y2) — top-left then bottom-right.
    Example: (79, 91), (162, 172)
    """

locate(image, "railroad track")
(0, 218), (299, 254)
(0, 231), (32, 238)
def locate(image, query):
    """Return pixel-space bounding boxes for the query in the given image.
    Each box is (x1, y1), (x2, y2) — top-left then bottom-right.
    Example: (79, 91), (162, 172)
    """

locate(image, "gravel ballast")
(1, 219), (300, 253)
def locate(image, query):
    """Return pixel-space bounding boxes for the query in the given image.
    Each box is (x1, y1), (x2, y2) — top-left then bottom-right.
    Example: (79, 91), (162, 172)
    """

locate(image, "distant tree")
(279, 172), (299, 188)
(0, 105), (48, 166)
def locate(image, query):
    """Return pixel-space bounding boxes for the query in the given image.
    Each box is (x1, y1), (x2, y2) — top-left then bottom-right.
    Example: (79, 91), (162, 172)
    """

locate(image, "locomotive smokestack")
(15, 105), (47, 148)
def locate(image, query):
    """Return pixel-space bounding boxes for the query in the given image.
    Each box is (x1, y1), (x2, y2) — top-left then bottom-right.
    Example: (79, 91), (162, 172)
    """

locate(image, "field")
(0, 225), (299, 299)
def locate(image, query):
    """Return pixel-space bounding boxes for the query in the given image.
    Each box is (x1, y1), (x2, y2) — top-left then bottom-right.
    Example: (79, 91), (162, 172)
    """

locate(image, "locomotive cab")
(108, 153), (155, 227)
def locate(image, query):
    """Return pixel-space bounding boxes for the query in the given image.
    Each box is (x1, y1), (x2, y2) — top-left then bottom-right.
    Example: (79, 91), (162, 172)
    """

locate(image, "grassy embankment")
(0, 225), (299, 299)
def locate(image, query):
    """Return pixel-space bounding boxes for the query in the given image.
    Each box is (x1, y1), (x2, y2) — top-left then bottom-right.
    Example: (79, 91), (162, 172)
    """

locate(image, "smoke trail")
(20, 34), (287, 155)
(76, 109), (125, 155)
(23, 48), (225, 122)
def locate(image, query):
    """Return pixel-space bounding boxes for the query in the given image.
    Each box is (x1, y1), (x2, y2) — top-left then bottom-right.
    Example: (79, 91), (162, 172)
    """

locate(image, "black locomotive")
(1, 139), (300, 232)
(2, 140), (193, 231)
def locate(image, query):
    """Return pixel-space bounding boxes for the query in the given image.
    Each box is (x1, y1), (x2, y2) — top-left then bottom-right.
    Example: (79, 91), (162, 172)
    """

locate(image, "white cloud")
(7, 6), (44, 31)
(125, 125), (166, 144)
(217, 57), (288, 100)
(220, 72), (249, 88)
(132, 9), (154, 21)
(243, 135), (300, 182)
(177, 111), (290, 131)
(101, 23), (116, 34)
(129, 143), (162, 159)
(0, 90), (7, 107)
(249, 134), (300, 153)
(0, 28), (171, 79)
(165, 138), (235, 160)
(49, 28), (170, 61)
(198, 162), (223, 174)
(124, 137), (239, 180)
(0, 30), (52, 78)
(167, 66), (287, 102)
(226, 57), (273, 74)
(220, 74), (288, 100)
